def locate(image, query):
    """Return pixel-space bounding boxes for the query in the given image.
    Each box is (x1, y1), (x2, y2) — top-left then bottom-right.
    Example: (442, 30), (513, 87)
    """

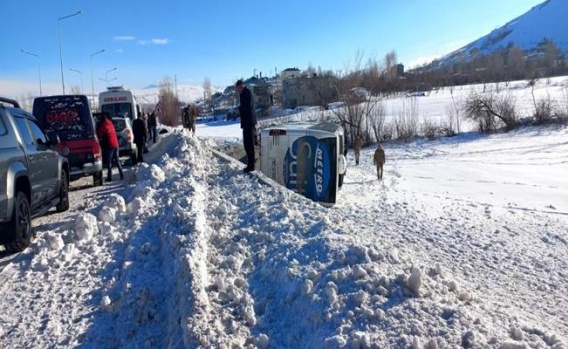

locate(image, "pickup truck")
(0, 97), (70, 252)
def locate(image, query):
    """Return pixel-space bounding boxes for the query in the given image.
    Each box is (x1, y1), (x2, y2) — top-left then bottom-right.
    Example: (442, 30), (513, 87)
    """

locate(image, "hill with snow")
(438, 0), (567, 64)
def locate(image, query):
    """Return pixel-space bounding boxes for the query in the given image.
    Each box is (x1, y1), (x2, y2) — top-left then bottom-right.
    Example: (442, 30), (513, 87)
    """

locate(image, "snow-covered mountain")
(440, 0), (567, 63)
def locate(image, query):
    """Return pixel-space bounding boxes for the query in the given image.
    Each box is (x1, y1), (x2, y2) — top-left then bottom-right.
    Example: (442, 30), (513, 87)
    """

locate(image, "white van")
(98, 86), (141, 121)
(260, 122), (347, 206)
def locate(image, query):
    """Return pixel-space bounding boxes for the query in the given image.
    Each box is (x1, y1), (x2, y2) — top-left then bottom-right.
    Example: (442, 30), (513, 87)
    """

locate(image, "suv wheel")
(93, 170), (103, 186)
(55, 171), (70, 212)
(6, 191), (32, 252)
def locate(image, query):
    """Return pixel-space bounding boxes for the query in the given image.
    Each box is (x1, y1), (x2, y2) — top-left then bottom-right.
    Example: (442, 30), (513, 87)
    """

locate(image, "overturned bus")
(259, 122), (347, 206)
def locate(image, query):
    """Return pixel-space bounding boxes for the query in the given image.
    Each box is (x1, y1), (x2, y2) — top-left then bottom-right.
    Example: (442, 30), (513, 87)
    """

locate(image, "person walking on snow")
(354, 135), (363, 165)
(373, 143), (386, 180)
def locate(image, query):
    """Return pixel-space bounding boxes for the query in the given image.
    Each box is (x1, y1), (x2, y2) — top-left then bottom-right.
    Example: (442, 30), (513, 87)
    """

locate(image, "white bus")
(98, 86), (141, 121)
(260, 122), (347, 206)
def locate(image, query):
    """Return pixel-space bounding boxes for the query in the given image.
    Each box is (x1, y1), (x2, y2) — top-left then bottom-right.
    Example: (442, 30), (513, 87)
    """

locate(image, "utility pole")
(57, 10), (82, 95)
(21, 49), (42, 96)
(90, 49), (105, 108)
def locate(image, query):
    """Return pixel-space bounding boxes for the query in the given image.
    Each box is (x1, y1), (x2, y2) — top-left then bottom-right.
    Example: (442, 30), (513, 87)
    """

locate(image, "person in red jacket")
(96, 112), (124, 181)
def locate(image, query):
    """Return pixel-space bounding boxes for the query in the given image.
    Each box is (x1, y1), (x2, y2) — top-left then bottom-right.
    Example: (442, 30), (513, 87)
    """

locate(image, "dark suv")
(0, 97), (70, 252)
(33, 95), (104, 186)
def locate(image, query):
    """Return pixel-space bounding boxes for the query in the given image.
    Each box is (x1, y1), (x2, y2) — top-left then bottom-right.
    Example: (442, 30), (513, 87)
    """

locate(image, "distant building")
(281, 67), (302, 81)
(243, 76), (274, 112)
(282, 76), (337, 109)
(396, 63), (405, 78)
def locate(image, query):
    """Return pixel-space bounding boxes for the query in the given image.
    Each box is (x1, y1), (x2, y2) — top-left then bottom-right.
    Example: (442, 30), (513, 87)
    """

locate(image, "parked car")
(0, 97), (70, 252)
(112, 116), (137, 162)
(349, 87), (370, 99)
(33, 95), (104, 186)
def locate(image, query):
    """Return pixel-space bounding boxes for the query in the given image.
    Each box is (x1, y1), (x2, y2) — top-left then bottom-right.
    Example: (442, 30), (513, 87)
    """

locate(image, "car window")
(13, 116), (34, 147)
(27, 118), (48, 145)
(102, 103), (132, 120)
(112, 118), (127, 132)
(0, 113), (7, 136)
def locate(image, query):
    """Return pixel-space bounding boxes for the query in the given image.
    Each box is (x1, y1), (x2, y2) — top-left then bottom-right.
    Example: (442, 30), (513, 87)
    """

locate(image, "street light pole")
(105, 67), (117, 85)
(90, 48), (105, 108)
(21, 49), (42, 96)
(69, 68), (83, 94)
(100, 77), (117, 87)
(58, 10), (82, 95)
(90, 49), (105, 108)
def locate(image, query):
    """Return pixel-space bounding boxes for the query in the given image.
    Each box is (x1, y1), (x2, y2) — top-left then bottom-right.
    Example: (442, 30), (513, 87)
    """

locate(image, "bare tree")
(540, 39), (560, 74)
(158, 77), (180, 126)
(18, 93), (34, 112)
(203, 77), (212, 112)
(70, 85), (81, 95)
(368, 100), (388, 142)
(506, 45), (526, 80)
(394, 97), (419, 141)
(384, 50), (397, 80)
(449, 86), (462, 133)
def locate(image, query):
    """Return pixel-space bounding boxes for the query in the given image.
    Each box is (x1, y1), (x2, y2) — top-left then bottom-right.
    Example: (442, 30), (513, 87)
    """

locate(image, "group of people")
(352, 134), (386, 180)
(95, 110), (159, 181)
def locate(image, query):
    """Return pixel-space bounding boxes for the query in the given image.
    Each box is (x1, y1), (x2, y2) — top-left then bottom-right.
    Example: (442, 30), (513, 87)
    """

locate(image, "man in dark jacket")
(132, 114), (147, 163)
(236, 79), (257, 172)
(148, 111), (158, 144)
(96, 113), (124, 181)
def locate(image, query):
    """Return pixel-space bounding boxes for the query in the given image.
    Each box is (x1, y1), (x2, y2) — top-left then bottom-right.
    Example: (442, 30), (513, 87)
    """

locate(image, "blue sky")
(1, 0), (544, 98)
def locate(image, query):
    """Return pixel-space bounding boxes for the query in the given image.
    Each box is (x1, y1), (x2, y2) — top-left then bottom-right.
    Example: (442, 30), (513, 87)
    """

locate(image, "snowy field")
(0, 77), (567, 349)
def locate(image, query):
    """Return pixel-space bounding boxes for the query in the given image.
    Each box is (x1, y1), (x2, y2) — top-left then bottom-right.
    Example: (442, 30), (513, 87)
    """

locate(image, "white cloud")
(139, 38), (169, 46)
(151, 38), (169, 45)
(115, 49), (124, 54)
(113, 36), (136, 42)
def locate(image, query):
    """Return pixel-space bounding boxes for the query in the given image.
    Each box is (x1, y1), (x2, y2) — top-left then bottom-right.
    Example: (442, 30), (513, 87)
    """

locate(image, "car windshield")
(102, 103), (133, 120)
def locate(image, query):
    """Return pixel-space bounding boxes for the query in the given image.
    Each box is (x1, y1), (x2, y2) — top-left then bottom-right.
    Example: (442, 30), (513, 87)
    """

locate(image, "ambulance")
(98, 86), (141, 121)
(259, 122), (347, 206)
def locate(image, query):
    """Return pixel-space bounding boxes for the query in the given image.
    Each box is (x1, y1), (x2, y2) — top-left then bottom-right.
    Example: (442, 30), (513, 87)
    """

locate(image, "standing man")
(96, 112), (124, 181)
(148, 111), (158, 144)
(182, 106), (190, 129)
(132, 113), (147, 163)
(189, 104), (198, 135)
(235, 79), (257, 172)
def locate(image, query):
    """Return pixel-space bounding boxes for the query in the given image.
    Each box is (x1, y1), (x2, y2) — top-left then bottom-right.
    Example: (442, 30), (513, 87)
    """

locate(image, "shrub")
(421, 119), (440, 140)
(464, 92), (518, 132)
(533, 95), (555, 124)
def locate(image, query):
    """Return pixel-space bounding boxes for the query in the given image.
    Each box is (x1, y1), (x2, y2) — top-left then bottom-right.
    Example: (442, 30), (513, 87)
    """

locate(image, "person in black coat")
(148, 112), (158, 144)
(235, 79), (257, 172)
(132, 114), (147, 163)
